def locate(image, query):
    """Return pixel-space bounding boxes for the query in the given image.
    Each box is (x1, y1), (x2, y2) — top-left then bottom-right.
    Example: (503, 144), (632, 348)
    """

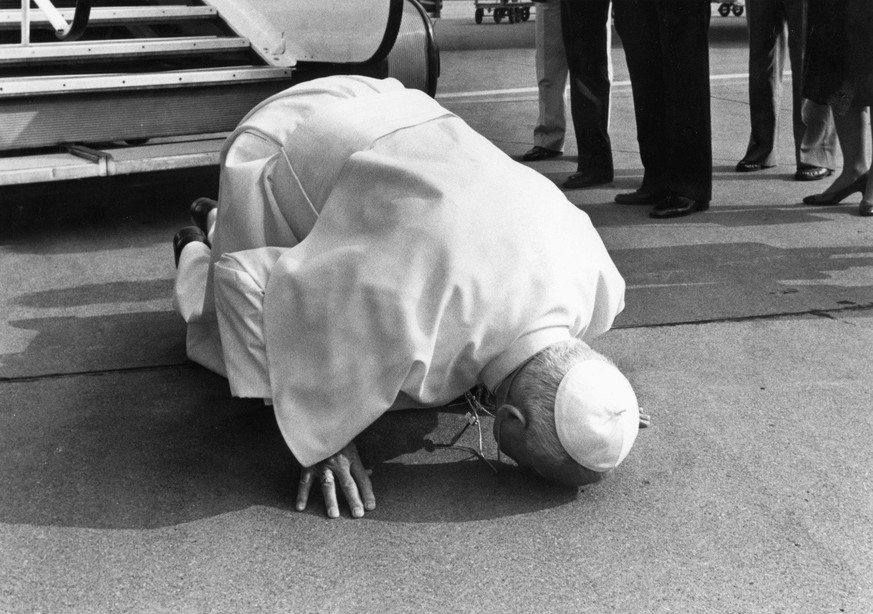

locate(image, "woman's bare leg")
(862, 108), (873, 210)
(821, 107), (870, 195)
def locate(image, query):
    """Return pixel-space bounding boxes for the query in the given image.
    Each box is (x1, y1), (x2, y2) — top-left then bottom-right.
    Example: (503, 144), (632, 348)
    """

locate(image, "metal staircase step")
(0, 35), (251, 65)
(0, 66), (295, 150)
(0, 66), (293, 96)
(0, 135), (228, 186)
(0, 6), (219, 30)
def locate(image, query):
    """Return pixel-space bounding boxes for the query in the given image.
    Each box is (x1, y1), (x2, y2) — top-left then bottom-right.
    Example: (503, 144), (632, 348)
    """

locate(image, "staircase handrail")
(20, 0), (91, 44)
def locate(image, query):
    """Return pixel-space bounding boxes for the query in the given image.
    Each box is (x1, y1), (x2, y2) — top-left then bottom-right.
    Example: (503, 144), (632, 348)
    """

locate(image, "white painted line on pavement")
(626, 282), (721, 289)
(438, 73), (754, 100)
(438, 86), (538, 99)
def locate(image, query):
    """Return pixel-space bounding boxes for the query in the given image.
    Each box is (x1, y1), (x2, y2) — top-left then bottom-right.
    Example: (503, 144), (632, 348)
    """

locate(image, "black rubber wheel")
(475, 7), (483, 23)
(732, 4), (744, 16)
(493, 8), (503, 23)
(718, 3), (731, 17)
(508, 7), (516, 23)
(521, 6), (530, 21)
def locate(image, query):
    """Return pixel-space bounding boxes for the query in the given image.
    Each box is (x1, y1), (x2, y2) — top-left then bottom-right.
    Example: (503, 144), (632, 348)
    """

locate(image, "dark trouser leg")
(743, 0), (785, 167)
(560, 0), (613, 177)
(658, 0), (712, 202)
(612, 0), (667, 193)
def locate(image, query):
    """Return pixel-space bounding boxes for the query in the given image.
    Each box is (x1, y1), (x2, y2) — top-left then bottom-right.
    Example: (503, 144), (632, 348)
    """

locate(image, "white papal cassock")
(174, 76), (626, 468)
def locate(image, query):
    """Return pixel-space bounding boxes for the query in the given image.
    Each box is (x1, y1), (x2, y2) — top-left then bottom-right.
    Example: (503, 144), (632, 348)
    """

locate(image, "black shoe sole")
(173, 226), (207, 268)
(649, 201), (709, 219)
(563, 176), (613, 190)
(614, 192), (666, 206)
(522, 151), (562, 162)
(794, 168), (834, 181)
(735, 162), (774, 173)
(189, 197), (217, 234)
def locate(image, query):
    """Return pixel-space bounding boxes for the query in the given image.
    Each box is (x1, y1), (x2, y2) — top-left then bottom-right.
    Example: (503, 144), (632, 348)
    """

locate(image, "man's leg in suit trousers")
(560, 0), (613, 178)
(658, 0), (712, 203)
(612, 0), (667, 193)
(742, 0), (786, 167)
(534, 0), (569, 152)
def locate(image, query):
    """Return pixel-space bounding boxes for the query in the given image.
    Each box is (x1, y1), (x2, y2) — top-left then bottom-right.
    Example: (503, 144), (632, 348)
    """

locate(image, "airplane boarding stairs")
(0, 0), (438, 187)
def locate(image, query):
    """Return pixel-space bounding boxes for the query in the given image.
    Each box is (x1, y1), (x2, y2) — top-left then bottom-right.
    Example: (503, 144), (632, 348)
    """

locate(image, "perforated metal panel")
(386, 0), (439, 96)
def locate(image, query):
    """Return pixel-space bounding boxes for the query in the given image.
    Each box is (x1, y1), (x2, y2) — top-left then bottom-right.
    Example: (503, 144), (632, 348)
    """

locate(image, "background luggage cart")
(474, 0), (533, 24)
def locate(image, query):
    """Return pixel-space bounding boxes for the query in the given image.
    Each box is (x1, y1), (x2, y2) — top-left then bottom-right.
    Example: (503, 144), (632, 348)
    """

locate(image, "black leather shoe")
(189, 197), (217, 234)
(614, 189), (667, 206)
(649, 195), (709, 219)
(563, 171), (612, 190)
(735, 160), (773, 172)
(794, 166), (834, 181)
(522, 146), (562, 162)
(173, 226), (207, 268)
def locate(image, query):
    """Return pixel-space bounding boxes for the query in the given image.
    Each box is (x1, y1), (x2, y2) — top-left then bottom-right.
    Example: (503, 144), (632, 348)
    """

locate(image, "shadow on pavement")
(13, 279), (173, 309)
(582, 200), (852, 227)
(2, 311), (186, 379)
(369, 460), (580, 524)
(1, 372), (574, 530)
(5, 242), (872, 378)
(1, 369), (293, 530)
(0, 168), (217, 255)
(357, 409), (580, 523)
(611, 243), (873, 327)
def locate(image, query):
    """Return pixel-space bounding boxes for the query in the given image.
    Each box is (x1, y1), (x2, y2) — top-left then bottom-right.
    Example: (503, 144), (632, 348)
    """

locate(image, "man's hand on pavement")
(296, 441), (376, 519)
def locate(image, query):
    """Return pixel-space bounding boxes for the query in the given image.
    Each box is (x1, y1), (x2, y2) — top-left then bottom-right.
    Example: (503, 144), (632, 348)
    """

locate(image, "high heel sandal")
(860, 202), (873, 217)
(802, 173), (868, 205)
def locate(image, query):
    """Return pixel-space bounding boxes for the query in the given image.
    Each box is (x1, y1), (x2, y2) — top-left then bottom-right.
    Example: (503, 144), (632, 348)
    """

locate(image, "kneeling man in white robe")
(173, 75), (646, 519)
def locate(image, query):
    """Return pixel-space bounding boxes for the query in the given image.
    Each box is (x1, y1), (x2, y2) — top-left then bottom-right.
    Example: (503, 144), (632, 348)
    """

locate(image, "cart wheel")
(521, 7), (530, 21)
(475, 7), (483, 23)
(493, 8), (503, 23)
(508, 7), (516, 23)
(718, 3), (731, 17)
(732, 4), (744, 16)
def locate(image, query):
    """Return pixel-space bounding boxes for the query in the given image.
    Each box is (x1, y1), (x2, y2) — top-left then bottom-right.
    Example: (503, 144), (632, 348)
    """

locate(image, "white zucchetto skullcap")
(554, 360), (640, 472)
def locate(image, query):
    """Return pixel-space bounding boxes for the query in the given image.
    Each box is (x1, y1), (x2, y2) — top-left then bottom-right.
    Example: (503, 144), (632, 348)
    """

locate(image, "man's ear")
(495, 404), (527, 428)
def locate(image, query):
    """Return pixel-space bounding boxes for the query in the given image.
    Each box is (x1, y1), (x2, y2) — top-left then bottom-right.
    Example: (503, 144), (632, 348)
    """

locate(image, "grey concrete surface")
(2, 12), (872, 614)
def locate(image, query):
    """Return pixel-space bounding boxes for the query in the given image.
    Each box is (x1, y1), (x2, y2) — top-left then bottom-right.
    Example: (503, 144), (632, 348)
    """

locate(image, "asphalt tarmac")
(1, 7), (872, 613)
